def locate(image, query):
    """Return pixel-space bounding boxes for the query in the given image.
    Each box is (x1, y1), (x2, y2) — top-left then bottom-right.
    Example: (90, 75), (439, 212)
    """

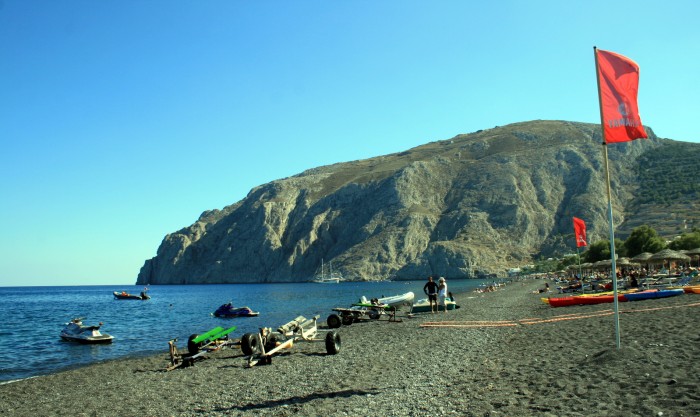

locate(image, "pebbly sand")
(1, 279), (699, 417)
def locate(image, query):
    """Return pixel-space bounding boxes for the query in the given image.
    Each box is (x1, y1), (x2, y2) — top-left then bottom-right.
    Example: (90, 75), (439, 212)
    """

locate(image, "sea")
(0, 279), (492, 383)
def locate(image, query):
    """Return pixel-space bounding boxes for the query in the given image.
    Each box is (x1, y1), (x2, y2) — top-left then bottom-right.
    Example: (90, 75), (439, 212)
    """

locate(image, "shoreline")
(2, 279), (699, 416)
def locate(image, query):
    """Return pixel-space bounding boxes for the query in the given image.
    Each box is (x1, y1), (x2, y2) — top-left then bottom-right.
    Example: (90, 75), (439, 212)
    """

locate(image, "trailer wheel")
(326, 314), (342, 329)
(341, 314), (354, 326)
(368, 309), (380, 320)
(265, 333), (286, 351)
(241, 333), (260, 356)
(325, 331), (341, 355)
(187, 334), (200, 355)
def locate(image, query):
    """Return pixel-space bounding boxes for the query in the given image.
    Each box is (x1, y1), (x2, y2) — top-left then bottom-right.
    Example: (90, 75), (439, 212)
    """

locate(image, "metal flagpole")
(576, 246), (583, 293)
(594, 46), (621, 350)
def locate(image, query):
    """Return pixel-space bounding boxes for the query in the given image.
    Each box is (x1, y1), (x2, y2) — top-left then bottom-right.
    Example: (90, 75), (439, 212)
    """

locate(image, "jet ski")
(60, 318), (114, 344)
(212, 303), (259, 318)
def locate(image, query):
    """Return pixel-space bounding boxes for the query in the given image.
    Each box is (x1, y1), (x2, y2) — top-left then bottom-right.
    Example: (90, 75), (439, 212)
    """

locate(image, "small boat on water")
(212, 303), (259, 318)
(113, 290), (150, 300)
(313, 259), (344, 283)
(411, 297), (459, 313)
(60, 318), (114, 344)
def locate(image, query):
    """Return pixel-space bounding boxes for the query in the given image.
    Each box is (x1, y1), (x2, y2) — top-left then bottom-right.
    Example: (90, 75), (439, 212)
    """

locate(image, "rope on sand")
(420, 300), (700, 328)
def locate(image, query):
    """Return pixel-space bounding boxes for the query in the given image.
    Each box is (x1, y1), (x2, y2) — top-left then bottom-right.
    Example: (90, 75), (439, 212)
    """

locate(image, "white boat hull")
(377, 292), (415, 308)
(412, 298), (458, 313)
(60, 319), (114, 344)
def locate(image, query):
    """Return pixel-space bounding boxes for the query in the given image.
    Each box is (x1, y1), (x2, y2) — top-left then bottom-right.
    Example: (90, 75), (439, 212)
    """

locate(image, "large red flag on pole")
(594, 47), (648, 350)
(595, 48), (648, 143)
(573, 217), (587, 247)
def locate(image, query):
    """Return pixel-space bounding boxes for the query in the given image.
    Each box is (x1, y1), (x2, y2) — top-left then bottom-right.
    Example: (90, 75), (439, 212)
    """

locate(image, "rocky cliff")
(136, 120), (698, 284)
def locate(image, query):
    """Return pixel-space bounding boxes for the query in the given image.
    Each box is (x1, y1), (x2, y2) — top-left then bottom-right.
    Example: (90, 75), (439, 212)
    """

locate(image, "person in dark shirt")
(423, 276), (439, 313)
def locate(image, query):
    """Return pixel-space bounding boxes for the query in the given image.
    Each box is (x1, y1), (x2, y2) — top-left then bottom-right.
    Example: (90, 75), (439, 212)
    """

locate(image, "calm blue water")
(0, 280), (490, 382)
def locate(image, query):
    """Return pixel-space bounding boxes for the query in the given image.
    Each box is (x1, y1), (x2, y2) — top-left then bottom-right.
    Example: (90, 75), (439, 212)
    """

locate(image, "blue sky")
(1, 1), (698, 286)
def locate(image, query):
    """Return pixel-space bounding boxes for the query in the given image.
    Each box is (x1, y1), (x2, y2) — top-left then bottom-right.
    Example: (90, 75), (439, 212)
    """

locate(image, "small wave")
(0, 375), (38, 385)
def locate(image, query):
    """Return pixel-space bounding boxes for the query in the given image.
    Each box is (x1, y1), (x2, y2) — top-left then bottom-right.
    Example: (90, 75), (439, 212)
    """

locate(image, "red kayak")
(548, 294), (626, 308)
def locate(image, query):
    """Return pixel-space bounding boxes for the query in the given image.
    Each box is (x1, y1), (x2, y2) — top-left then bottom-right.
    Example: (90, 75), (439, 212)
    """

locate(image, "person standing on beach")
(437, 277), (448, 313)
(423, 276), (439, 313)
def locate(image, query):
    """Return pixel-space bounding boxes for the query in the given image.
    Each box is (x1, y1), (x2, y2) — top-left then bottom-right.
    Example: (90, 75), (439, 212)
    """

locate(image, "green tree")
(557, 254), (579, 269)
(668, 230), (700, 250)
(624, 225), (666, 257)
(583, 239), (625, 263)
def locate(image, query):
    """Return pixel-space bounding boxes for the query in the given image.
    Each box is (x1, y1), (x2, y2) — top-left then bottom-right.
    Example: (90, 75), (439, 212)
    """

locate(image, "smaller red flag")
(595, 48), (648, 143)
(573, 217), (587, 247)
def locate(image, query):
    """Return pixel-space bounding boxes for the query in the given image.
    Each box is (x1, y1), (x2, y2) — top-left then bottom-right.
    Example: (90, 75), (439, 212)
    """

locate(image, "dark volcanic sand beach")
(2, 279), (699, 417)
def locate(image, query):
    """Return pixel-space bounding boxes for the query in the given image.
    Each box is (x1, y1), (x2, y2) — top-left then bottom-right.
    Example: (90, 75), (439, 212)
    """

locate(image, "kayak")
(547, 294), (626, 308)
(622, 288), (684, 301)
(683, 285), (700, 294)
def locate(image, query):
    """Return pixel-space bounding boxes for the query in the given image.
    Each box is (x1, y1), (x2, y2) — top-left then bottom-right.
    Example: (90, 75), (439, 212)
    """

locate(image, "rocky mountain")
(136, 120), (700, 284)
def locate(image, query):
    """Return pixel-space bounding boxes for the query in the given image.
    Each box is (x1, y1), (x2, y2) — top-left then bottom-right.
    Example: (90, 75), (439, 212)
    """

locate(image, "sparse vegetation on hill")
(617, 141), (700, 239)
(136, 121), (700, 284)
(634, 142), (700, 204)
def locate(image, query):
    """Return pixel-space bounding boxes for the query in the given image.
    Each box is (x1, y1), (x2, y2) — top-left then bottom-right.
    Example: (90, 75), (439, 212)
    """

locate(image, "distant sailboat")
(314, 259), (344, 283)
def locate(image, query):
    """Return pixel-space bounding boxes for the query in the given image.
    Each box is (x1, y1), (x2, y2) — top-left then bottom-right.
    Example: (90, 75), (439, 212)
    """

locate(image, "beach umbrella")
(593, 259), (616, 271)
(630, 252), (654, 276)
(616, 257), (639, 267)
(631, 252), (653, 262)
(615, 258), (638, 275)
(648, 249), (690, 265)
(649, 249), (691, 284)
(684, 248), (700, 267)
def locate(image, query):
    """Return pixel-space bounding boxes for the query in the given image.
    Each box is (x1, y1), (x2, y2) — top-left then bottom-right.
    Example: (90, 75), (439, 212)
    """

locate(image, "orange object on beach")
(684, 285), (700, 294)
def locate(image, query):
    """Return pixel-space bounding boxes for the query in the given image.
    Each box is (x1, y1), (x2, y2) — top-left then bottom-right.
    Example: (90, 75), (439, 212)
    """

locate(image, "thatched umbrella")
(648, 249), (690, 265)
(684, 247), (700, 256)
(631, 252), (653, 262)
(684, 247), (700, 268)
(649, 249), (691, 283)
(630, 252), (654, 276)
(616, 258), (639, 276)
(593, 259), (613, 270)
(617, 257), (630, 264)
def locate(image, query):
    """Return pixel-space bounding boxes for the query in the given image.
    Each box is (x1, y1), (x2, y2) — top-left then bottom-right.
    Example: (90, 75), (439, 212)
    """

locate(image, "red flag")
(595, 48), (648, 143)
(573, 217), (587, 247)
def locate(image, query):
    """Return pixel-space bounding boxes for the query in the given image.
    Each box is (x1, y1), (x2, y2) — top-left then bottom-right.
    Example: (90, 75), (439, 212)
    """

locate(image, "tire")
(325, 331), (341, 355)
(367, 309), (380, 320)
(326, 314), (342, 329)
(341, 314), (354, 326)
(241, 333), (260, 356)
(187, 334), (200, 355)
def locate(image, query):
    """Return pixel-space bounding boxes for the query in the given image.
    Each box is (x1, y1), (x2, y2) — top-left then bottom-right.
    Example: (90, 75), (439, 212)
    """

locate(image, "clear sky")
(1, 1), (698, 286)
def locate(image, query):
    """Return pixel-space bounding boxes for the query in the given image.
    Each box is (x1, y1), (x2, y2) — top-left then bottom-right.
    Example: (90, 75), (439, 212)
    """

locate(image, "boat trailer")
(327, 302), (400, 328)
(241, 315), (341, 367)
(166, 325), (237, 371)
